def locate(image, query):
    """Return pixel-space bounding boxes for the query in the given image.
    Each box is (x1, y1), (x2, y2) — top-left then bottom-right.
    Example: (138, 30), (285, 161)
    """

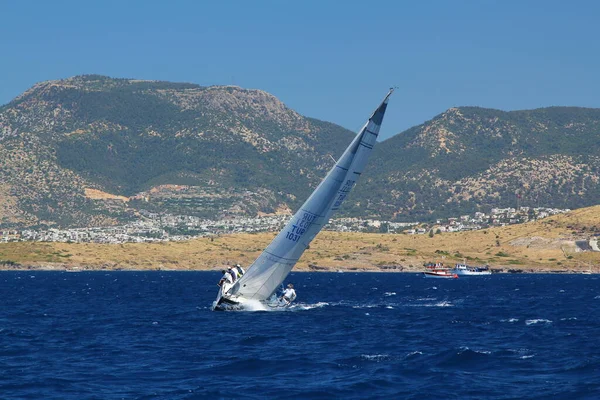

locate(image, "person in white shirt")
(227, 267), (237, 282)
(280, 283), (297, 305)
(218, 269), (233, 292)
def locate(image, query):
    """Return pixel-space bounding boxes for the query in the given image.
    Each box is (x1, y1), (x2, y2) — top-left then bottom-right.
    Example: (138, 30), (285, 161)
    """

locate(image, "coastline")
(1, 230), (598, 274)
(0, 262), (597, 274)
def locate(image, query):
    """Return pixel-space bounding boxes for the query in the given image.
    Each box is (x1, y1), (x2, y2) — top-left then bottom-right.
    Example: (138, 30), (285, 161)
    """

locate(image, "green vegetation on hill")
(2, 75), (600, 228)
(0, 75), (355, 226)
(349, 106), (600, 221)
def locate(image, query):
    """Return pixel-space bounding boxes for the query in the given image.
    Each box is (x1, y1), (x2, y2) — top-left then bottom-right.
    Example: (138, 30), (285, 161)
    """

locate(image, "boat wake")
(293, 302), (329, 311)
(237, 299), (271, 312)
(221, 300), (331, 312)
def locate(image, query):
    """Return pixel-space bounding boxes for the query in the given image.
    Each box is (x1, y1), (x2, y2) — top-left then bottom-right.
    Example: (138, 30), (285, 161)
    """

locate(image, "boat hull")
(453, 270), (491, 276)
(423, 271), (459, 278)
(213, 293), (292, 311)
(451, 264), (492, 276)
(213, 297), (244, 311)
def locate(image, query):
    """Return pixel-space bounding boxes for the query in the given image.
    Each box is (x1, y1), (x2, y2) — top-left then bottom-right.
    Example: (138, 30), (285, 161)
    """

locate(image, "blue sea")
(1, 271), (599, 399)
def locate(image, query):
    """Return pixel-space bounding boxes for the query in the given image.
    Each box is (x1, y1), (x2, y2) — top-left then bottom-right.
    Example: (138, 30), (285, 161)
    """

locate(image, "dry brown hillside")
(1, 205), (599, 273)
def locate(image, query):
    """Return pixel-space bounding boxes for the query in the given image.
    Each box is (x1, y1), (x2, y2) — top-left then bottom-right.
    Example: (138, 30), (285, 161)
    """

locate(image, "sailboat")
(212, 89), (394, 311)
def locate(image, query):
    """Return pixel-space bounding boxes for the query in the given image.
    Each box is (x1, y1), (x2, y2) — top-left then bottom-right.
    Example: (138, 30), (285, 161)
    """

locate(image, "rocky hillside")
(351, 106), (600, 220)
(0, 75), (353, 228)
(1, 75), (600, 228)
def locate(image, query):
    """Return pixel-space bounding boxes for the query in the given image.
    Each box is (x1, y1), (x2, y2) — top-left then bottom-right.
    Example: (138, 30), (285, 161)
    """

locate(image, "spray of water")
(237, 298), (270, 312)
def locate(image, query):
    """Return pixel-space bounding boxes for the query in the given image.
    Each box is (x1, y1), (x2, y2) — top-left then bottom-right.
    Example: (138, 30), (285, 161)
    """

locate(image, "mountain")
(0, 75), (354, 228)
(352, 106), (600, 220)
(1, 75), (600, 228)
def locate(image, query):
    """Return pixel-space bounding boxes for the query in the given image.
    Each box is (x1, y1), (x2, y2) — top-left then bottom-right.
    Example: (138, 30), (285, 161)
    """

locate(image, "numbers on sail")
(286, 232), (301, 242)
(285, 212), (316, 242)
(332, 179), (356, 208)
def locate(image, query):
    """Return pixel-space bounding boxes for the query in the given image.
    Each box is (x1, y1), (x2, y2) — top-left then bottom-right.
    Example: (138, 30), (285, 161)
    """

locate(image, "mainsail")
(220, 89), (393, 305)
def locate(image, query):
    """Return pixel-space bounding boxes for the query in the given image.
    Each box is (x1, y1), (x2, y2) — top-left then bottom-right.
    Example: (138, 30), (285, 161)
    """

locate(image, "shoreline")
(0, 264), (597, 275)
(1, 230), (598, 274)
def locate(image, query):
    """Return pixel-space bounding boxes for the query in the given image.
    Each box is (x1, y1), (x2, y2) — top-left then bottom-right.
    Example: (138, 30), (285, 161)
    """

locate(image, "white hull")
(452, 270), (492, 276)
(451, 264), (491, 276)
(213, 294), (291, 311)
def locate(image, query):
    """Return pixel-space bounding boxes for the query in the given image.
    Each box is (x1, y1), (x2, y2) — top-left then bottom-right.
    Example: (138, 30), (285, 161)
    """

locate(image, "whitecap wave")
(352, 304), (379, 309)
(384, 292), (396, 296)
(413, 300), (453, 307)
(458, 346), (491, 355)
(238, 298), (271, 312)
(361, 354), (390, 362)
(507, 348), (533, 359)
(525, 319), (552, 325)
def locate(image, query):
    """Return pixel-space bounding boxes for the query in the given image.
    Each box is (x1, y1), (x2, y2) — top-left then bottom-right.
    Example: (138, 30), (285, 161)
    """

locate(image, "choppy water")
(0, 271), (599, 399)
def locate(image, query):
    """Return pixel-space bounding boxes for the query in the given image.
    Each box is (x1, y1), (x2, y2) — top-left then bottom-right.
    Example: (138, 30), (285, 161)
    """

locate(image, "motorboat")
(423, 262), (459, 278)
(450, 263), (491, 276)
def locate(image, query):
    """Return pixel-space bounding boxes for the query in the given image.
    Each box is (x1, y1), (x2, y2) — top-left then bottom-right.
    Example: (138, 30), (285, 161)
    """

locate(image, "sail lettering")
(333, 179), (356, 208)
(286, 232), (300, 242)
(290, 224), (306, 236)
(285, 212), (316, 242)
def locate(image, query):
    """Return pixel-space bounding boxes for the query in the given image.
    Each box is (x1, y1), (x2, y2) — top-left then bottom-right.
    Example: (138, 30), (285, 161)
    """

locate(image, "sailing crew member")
(280, 283), (297, 305)
(234, 263), (245, 278)
(218, 269), (234, 291)
(227, 267), (238, 282)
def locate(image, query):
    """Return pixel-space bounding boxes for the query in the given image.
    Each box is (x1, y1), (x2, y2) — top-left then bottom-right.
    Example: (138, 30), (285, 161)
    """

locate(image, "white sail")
(220, 89), (393, 305)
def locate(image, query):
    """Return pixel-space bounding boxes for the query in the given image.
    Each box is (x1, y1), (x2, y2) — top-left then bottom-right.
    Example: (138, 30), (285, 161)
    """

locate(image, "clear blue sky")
(2, 0), (599, 140)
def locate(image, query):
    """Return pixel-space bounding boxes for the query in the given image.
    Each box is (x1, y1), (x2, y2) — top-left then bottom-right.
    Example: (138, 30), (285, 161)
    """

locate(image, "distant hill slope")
(0, 75), (354, 227)
(352, 106), (600, 220)
(1, 75), (600, 228)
